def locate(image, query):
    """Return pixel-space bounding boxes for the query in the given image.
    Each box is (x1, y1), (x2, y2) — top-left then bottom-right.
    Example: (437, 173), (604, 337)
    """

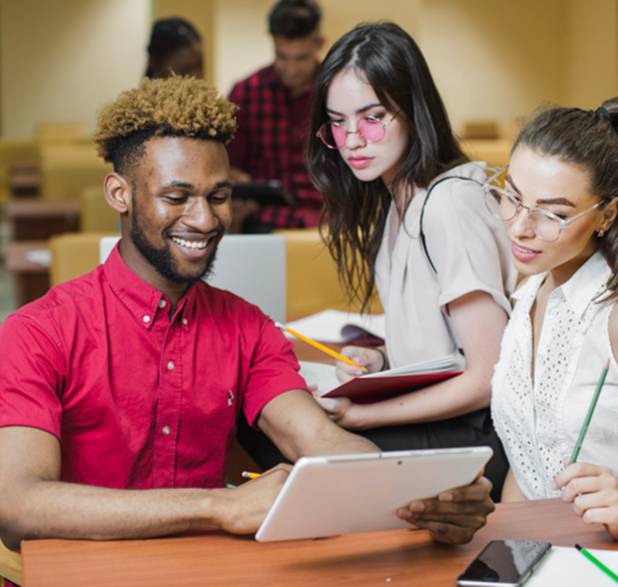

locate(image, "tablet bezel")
(256, 446), (493, 542)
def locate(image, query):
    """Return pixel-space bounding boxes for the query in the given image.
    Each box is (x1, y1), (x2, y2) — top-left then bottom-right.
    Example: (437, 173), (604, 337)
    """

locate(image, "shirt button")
(182, 318), (188, 326)
(159, 300), (167, 309)
(161, 425), (171, 436)
(142, 315), (151, 324)
(167, 360), (175, 371)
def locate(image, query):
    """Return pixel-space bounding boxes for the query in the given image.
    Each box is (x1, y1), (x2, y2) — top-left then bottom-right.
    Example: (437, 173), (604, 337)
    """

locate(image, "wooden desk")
(8, 163), (40, 198)
(5, 240), (50, 306)
(21, 500), (616, 586)
(3, 198), (80, 241)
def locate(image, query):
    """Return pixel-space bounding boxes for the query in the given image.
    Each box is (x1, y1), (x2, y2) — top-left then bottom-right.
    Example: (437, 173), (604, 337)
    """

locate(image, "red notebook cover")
(322, 370), (463, 404)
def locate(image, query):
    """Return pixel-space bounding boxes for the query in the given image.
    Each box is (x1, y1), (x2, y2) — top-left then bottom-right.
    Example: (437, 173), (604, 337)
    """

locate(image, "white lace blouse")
(492, 252), (618, 499)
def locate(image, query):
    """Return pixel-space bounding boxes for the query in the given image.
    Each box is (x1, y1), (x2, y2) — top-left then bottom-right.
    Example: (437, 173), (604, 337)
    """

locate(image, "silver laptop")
(99, 234), (286, 322)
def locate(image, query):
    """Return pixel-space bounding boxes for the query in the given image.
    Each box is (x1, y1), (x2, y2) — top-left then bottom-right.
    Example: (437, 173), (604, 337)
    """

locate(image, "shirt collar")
(102, 242), (197, 330)
(511, 251), (610, 316)
(556, 250), (611, 317)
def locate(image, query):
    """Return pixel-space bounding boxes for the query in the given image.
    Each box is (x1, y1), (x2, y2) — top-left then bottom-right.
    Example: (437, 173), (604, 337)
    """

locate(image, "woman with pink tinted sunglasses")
(306, 22), (516, 500)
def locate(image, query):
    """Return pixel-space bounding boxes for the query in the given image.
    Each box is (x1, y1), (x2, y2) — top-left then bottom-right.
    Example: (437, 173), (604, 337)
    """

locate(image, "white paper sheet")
(526, 546), (618, 586)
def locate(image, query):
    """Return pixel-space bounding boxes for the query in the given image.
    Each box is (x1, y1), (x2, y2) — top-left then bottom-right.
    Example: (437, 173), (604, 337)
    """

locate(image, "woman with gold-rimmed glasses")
(304, 21), (517, 500)
(489, 101), (618, 540)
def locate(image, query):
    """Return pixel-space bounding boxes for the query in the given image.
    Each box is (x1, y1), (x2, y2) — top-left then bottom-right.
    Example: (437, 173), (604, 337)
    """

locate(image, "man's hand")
(553, 462), (618, 539)
(396, 476), (495, 544)
(214, 464), (291, 534)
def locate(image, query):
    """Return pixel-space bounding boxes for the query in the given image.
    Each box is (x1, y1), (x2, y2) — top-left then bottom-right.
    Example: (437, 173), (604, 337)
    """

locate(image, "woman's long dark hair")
(513, 98), (618, 299)
(307, 22), (467, 310)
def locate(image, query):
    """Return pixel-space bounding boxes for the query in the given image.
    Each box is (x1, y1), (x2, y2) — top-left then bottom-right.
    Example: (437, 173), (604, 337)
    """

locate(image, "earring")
(598, 228), (606, 238)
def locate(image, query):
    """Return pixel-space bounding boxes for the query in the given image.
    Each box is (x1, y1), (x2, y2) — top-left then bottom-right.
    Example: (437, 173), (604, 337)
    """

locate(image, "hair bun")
(595, 105), (618, 132)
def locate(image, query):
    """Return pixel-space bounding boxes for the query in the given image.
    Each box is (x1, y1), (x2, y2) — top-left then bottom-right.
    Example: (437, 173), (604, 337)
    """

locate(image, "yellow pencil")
(275, 322), (367, 372)
(241, 471), (261, 479)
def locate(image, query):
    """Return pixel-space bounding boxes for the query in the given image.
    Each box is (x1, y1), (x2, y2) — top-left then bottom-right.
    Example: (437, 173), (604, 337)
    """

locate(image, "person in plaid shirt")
(227, 0), (325, 232)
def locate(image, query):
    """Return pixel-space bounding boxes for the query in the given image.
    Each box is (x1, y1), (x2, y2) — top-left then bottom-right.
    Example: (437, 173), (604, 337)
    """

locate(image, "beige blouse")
(375, 162), (516, 369)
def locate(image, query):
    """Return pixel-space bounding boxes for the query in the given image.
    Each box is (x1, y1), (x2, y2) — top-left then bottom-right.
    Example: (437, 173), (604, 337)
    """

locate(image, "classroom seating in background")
(39, 144), (110, 201)
(461, 120), (500, 140)
(278, 228), (382, 318)
(0, 140), (38, 201)
(49, 232), (116, 286)
(80, 186), (119, 233)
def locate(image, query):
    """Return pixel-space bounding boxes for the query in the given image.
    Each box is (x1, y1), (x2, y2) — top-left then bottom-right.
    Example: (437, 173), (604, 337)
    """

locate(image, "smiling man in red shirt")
(0, 77), (494, 554)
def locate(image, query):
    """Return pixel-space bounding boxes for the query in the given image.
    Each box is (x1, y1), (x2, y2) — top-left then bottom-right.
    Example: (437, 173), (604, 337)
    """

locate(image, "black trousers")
(237, 408), (508, 502)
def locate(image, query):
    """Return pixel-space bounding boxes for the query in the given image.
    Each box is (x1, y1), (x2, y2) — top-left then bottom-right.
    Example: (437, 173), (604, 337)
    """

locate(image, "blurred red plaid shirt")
(228, 64), (324, 229)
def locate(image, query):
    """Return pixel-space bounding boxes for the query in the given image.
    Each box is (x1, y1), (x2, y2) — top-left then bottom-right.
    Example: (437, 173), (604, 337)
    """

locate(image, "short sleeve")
(0, 314), (65, 438)
(422, 178), (512, 314)
(242, 315), (309, 426)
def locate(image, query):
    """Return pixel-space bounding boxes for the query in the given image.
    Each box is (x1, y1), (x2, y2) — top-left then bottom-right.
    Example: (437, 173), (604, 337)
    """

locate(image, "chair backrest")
(50, 232), (117, 286)
(0, 538), (22, 585)
(278, 228), (350, 319)
(80, 186), (119, 233)
(100, 234), (287, 323)
(0, 139), (38, 201)
(40, 144), (111, 201)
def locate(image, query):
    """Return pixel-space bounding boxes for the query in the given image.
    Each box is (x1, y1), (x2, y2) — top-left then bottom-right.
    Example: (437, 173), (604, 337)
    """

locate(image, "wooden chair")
(0, 139), (38, 201)
(80, 186), (119, 233)
(49, 232), (117, 286)
(278, 228), (382, 319)
(0, 538), (22, 586)
(40, 144), (110, 201)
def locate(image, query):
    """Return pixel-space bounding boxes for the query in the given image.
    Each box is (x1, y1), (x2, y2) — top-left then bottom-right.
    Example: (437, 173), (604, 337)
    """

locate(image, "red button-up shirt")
(228, 64), (324, 229)
(0, 245), (307, 489)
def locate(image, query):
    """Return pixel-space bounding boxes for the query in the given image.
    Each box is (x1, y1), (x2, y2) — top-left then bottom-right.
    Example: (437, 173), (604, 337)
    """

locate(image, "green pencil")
(570, 359), (610, 463)
(574, 544), (618, 583)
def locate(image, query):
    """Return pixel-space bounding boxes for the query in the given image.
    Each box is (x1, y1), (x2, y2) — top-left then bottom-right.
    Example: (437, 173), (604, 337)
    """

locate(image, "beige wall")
(0, 0), (150, 139)
(418, 0), (565, 131)
(1, 0), (616, 139)
(563, 0), (618, 108)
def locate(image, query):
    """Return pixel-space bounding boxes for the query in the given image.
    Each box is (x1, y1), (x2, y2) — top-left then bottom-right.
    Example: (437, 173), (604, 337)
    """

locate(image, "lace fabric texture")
(492, 252), (617, 499)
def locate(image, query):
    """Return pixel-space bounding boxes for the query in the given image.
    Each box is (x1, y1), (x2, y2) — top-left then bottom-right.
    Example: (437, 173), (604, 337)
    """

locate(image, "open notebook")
(300, 355), (464, 403)
(286, 310), (385, 344)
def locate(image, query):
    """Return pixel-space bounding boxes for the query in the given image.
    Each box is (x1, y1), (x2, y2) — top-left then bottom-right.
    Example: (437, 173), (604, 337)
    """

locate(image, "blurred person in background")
(145, 17), (204, 80)
(227, 0), (325, 232)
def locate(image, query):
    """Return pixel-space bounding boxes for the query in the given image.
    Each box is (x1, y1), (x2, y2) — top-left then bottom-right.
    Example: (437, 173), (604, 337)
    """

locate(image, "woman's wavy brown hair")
(307, 22), (467, 311)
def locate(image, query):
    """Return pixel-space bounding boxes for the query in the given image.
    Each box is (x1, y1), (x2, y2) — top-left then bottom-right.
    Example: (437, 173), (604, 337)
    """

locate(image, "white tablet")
(255, 446), (492, 542)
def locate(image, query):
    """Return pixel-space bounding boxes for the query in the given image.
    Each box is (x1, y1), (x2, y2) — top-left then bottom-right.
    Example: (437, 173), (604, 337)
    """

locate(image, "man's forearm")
(1, 480), (226, 550)
(259, 390), (380, 462)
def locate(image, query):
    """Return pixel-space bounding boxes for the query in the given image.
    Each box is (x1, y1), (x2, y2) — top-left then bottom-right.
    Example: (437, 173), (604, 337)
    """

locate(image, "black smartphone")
(456, 539), (551, 586)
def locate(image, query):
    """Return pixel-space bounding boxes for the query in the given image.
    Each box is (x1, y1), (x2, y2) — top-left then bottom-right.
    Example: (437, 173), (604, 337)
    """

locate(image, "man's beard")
(129, 204), (218, 284)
